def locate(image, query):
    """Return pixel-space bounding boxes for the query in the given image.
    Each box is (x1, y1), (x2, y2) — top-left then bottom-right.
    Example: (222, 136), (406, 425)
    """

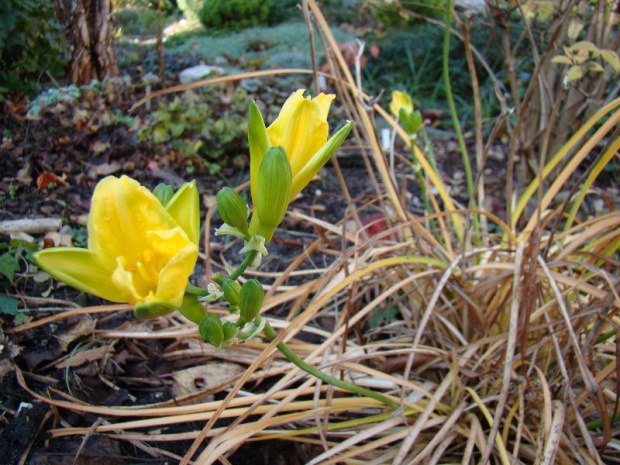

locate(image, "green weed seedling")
(0, 239), (38, 325)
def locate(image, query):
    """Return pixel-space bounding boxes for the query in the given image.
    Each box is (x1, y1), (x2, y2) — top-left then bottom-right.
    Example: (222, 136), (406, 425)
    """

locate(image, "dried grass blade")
(511, 97), (620, 231)
(407, 401), (467, 465)
(305, 415), (407, 465)
(464, 387), (511, 465)
(392, 373), (454, 464)
(541, 400), (566, 465)
(479, 242), (524, 464)
(6, 304), (132, 333)
(520, 106), (620, 236)
(564, 135), (620, 232)
(306, 0), (410, 232)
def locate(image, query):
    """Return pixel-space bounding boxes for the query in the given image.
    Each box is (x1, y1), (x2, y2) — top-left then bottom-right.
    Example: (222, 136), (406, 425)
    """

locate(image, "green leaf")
(551, 56), (573, 65)
(600, 49), (620, 73)
(0, 296), (18, 316)
(567, 65), (584, 83)
(0, 253), (19, 282)
(537, 1), (554, 22)
(567, 17), (584, 40)
(586, 62), (605, 73)
(152, 126), (170, 143)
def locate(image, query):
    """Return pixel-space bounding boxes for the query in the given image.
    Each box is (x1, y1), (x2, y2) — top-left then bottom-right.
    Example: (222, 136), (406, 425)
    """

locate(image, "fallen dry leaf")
(87, 161), (121, 177)
(16, 162), (32, 185)
(55, 345), (113, 369)
(172, 363), (244, 397)
(44, 231), (73, 247)
(90, 140), (110, 154)
(56, 316), (97, 352)
(37, 172), (67, 190)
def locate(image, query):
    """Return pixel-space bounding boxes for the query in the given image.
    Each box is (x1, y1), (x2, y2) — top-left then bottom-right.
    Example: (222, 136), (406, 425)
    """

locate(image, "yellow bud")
(389, 91), (414, 119)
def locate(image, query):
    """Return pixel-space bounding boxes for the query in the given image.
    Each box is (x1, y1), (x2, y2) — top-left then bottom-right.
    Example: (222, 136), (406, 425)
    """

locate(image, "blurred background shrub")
(0, 0), (66, 100)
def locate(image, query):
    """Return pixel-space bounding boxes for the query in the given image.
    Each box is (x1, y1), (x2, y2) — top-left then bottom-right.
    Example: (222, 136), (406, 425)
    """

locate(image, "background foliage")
(0, 0), (66, 100)
(197, 0), (299, 31)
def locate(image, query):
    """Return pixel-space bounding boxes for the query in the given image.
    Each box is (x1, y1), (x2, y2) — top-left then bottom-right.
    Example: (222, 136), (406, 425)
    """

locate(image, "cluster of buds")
(198, 277), (265, 349)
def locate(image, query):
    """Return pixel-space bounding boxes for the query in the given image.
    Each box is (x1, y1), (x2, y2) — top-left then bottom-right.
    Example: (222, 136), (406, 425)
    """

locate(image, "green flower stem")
(185, 284), (210, 296)
(443, 0), (480, 241)
(229, 250), (259, 281)
(409, 140), (433, 218)
(185, 250), (258, 296)
(262, 320), (398, 409)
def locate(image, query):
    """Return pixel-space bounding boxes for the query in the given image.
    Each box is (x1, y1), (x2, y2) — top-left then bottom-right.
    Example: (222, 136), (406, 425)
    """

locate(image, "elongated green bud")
(222, 279), (241, 305)
(253, 146), (292, 242)
(216, 187), (249, 235)
(199, 314), (224, 347)
(239, 279), (264, 323)
(248, 100), (271, 209)
(153, 183), (175, 206)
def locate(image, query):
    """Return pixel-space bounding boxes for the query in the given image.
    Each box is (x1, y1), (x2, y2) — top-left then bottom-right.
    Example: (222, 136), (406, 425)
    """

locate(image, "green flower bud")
(216, 187), (249, 234)
(199, 314), (224, 347)
(152, 183), (175, 206)
(402, 109), (423, 135)
(222, 279), (241, 305)
(239, 279), (264, 323)
(253, 146), (292, 242)
(222, 321), (238, 341)
(178, 294), (206, 324)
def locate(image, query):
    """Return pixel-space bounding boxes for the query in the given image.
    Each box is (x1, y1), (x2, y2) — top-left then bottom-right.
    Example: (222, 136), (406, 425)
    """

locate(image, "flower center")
(125, 250), (163, 288)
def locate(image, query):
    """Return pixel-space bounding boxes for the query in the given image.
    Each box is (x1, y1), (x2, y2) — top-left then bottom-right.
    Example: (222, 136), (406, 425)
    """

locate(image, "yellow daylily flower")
(33, 176), (200, 318)
(247, 89), (353, 240)
(389, 90), (414, 119)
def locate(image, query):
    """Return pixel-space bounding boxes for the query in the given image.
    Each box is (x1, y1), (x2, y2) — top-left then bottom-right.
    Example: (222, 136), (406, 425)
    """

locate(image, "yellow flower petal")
(88, 176), (176, 270)
(246, 90), (350, 244)
(154, 245), (197, 307)
(389, 91), (414, 119)
(111, 256), (145, 304)
(110, 227), (197, 306)
(33, 248), (124, 302)
(291, 121), (353, 199)
(166, 180), (200, 245)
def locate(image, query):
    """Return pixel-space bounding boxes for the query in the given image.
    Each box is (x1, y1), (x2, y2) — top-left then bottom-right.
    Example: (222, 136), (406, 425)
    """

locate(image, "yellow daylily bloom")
(267, 89), (334, 178)
(389, 90), (414, 119)
(247, 89), (353, 239)
(34, 176), (200, 317)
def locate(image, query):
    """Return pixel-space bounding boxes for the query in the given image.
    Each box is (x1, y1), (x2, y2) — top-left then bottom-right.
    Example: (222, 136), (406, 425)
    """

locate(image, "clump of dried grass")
(12, 1), (620, 464)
